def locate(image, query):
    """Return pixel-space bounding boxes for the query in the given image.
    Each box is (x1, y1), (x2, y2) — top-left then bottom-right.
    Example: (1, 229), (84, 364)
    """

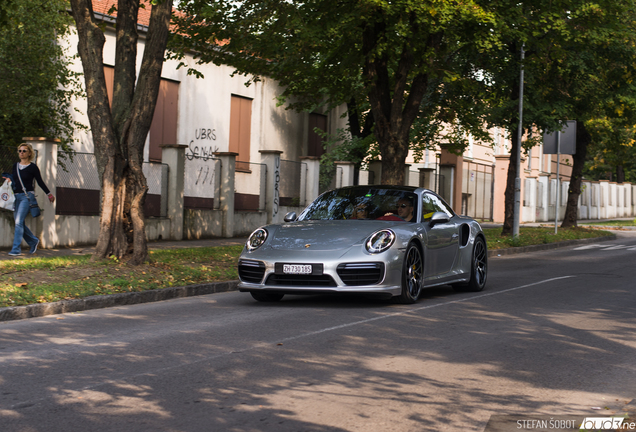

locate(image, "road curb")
(488, 234), (617, 257)
(0, 280), (239, 322)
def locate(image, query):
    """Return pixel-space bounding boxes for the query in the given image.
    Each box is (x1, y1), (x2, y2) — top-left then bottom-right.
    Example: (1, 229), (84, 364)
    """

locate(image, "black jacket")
(8, 163), (51, 195)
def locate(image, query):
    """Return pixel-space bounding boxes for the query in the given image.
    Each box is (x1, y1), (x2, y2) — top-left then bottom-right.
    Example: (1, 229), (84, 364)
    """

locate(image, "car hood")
(267, 220), (400, 251)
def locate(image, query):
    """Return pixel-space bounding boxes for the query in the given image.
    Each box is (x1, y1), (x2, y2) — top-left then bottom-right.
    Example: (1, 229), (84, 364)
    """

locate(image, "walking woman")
(1, 143), (55, 256)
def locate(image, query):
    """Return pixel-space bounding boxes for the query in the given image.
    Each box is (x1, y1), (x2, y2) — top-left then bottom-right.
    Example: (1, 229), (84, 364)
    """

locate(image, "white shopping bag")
(0, 179), (15, 211)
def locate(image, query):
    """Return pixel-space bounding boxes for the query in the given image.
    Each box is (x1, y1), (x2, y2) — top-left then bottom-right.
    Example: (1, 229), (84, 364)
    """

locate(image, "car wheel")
(455, 237), (487, 292)
(250, 291), (285, 302)
(393, 243), (423, 304)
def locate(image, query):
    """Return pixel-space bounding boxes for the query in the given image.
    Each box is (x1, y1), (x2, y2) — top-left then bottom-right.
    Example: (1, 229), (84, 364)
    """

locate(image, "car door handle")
(451, 233), (459, 240)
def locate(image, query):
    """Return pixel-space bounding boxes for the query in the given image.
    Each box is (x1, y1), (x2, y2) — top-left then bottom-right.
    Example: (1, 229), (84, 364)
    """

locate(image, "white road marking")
(573, 244), (636, 251)
(572, 244), (605, 250)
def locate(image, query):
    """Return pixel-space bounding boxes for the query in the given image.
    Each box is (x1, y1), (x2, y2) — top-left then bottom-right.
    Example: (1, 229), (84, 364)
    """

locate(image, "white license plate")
(283, 264), (312, 275)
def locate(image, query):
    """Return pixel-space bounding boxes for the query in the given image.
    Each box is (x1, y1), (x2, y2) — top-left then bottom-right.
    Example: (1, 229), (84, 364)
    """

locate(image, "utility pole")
(513, 44), (525, 238)
(555, 132), (561, 234)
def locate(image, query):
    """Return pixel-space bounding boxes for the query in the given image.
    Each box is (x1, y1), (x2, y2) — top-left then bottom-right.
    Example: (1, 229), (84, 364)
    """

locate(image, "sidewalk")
(0, 237), (248, 261)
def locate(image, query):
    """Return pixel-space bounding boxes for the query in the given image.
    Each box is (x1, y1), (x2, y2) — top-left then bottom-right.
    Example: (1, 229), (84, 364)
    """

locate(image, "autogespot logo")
(580, 417), (627, 430)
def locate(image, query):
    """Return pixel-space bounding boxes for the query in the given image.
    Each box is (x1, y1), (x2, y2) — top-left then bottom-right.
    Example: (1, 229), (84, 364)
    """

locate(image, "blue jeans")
(10, 193), (38, 254)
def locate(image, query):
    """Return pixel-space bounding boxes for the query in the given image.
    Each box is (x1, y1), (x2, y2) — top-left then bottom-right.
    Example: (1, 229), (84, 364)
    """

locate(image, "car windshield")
(297, 187), (418, 222)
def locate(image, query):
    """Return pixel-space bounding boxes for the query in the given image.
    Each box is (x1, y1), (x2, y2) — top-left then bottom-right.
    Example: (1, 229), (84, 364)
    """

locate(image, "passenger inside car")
(353, 203), (370, 219)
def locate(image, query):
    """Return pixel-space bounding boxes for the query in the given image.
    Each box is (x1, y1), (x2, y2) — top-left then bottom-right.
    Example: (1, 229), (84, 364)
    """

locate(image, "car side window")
(422, 193), (452, 221)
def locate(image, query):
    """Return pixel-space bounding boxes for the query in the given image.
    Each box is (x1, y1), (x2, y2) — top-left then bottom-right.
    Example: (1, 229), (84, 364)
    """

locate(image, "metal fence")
(235, 161), (266, 211)
(279, 159), (306, 207)
(461, 161), (494, 221)
(56, 152), (169, 217)
(56, 152), (101, 215)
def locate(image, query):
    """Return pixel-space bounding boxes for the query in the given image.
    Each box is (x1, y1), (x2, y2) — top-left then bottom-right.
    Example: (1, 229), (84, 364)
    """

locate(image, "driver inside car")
(396, 198), (414, 221)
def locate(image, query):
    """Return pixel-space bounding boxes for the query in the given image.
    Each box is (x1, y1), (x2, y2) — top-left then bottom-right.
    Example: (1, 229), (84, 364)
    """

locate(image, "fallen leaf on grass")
(15, 283), (27, 287)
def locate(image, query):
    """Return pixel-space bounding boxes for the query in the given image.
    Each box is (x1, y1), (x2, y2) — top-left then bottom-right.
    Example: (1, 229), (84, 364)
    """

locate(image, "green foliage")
(0, 0), (84, 150)
(584, 118), (636, 183)
(171, 0), (500, 182)
(0, 0), (14, 28)
(171, 0), (636, 187)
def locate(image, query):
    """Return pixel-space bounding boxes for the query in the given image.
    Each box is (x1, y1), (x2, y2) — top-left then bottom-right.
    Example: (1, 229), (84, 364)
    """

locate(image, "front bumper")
(237, 251), (404, 297)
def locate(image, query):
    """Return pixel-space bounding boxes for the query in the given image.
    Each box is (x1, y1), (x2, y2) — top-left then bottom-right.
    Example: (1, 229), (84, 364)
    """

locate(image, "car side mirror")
(429, 211), (450, 226)
(284, 211), (297, 222)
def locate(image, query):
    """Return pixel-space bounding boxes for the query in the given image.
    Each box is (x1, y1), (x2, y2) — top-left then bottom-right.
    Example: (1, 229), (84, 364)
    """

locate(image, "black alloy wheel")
(465, 237), (487, 292)
(394, 243), (423, 304)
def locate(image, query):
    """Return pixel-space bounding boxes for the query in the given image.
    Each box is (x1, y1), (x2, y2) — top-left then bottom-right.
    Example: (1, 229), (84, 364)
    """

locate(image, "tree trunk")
(561, 121), (591, 228)
(346, 98), (374, 185)
(361, 17), (434, 185)
(501, 126), (520, 236)
(70, 0), (172, 265)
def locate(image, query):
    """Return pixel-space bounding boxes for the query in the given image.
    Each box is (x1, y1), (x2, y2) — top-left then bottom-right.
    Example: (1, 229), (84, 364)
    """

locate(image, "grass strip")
(581, 219), (636, 227)
(0, 245), (244, 308)
(483, 226), (614, 250)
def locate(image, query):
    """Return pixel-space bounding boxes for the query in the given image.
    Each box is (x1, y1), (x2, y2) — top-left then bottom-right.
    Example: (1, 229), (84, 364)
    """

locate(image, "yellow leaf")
(15, 283), (27, 287)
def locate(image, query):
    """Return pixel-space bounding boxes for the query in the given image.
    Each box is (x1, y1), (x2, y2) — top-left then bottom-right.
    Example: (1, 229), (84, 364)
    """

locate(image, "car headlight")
(246, 228), (268, 251)
(366, 229), (395, 254)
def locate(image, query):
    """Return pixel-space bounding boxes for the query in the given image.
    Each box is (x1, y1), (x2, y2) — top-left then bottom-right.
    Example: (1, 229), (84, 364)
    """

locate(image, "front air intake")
(238, 259), (266, 284)
(337, 262), (384, 286)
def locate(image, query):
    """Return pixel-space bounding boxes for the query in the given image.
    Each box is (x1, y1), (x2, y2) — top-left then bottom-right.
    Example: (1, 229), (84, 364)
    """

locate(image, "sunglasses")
(397, 203), (411, 208)
(18, 149), (29, 153)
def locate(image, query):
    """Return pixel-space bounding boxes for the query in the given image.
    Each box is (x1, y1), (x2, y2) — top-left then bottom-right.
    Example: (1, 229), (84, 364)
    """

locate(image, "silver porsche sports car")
(238, 185), (487, 303)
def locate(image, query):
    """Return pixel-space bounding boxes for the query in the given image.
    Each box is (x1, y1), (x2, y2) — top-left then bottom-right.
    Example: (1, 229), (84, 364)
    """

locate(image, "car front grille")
(265, 274), (337, 287)
(238, 259), (266, 284)
(337, 262), (384, 286)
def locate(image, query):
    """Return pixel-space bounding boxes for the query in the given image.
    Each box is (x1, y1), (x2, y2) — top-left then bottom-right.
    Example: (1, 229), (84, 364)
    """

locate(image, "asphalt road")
(1, 232), (635, 432)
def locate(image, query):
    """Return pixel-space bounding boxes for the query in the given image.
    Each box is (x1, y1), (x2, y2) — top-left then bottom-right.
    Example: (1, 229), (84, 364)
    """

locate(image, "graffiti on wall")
(186, 128), (217, 161)
(273, 157), (280, 217)
(185, 127), (219, 199)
